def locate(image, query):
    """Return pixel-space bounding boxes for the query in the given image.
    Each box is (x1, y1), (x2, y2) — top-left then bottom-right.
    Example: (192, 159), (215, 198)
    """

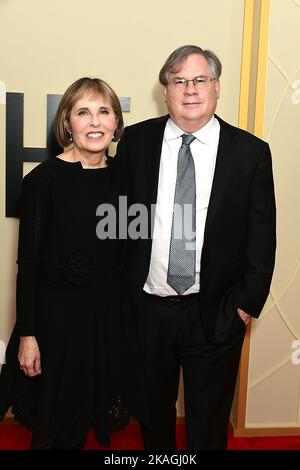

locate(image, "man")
(110, 45), (276, 450)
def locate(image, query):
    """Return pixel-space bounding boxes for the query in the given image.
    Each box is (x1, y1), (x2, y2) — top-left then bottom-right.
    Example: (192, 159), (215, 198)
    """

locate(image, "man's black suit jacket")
(109, 114), (276, 343)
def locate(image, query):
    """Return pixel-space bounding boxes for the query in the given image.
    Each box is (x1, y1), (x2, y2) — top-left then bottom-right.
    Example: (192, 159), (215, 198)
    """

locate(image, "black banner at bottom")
(0, 450), (299, 467)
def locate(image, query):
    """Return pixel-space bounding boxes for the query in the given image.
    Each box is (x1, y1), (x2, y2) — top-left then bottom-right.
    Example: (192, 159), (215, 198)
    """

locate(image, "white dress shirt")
(143, 116), (220, 296)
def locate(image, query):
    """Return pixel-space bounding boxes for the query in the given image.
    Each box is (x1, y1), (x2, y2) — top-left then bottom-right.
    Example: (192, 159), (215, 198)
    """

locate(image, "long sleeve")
(16, 168), (51, 336)
(238, 142), (276, 316)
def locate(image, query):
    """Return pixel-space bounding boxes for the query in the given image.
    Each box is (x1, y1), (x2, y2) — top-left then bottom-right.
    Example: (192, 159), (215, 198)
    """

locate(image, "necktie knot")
(181, 134), (196, 146)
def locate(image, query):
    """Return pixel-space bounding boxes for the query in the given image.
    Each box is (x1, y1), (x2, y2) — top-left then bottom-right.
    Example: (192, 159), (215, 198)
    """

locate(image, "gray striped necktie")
(167, 134), (196, 294)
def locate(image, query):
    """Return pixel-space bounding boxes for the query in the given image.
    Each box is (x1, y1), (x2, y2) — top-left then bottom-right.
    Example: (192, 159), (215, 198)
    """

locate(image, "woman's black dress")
(0, 157), (136, 449)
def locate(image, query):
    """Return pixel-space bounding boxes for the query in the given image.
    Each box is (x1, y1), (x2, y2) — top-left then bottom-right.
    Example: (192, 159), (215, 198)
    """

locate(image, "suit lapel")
(204, 116), (236, 235)
(144, 115), (169, 207)
(143, 115), (237, 240)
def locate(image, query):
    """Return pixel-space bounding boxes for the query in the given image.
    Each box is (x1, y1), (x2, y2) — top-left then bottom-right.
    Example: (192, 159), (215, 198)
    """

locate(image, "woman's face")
(68, 92), (118, 157)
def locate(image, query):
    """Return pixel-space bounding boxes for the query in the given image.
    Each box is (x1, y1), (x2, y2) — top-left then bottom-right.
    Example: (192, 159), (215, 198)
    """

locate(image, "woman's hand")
(18, 336), (42, 377)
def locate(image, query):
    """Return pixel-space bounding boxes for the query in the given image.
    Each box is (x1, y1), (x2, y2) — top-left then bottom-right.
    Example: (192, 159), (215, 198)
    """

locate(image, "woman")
(0, 77), (136, 449)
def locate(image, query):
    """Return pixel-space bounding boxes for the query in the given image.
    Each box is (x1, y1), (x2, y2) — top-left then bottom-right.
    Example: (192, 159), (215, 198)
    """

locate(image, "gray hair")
(159, 45), (222, 85)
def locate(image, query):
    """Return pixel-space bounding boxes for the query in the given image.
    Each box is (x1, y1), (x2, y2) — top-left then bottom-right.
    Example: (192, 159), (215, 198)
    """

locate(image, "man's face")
(163, 53), (220, 133)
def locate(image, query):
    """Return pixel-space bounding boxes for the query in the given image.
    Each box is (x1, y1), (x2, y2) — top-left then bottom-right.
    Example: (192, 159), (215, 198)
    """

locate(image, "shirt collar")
(165, 115), (220, 145)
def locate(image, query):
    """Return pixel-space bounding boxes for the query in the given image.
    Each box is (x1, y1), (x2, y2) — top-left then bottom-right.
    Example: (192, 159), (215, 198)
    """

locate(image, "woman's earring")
(69, 132), (73, 142)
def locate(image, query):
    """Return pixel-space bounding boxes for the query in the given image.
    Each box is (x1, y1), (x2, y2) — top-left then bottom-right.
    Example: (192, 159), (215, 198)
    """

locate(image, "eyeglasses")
(168, 76), (216, 88)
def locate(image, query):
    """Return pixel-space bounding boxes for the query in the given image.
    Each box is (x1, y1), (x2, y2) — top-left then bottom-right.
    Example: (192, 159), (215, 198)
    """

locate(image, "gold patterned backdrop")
(247, 0), (300, 428)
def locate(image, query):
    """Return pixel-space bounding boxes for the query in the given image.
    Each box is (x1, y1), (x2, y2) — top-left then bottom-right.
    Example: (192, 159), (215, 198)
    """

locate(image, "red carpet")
(0, 420), (300, 450)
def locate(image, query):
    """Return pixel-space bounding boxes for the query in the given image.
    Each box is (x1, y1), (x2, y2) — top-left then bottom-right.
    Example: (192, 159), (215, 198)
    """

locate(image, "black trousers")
(134, 292), (245, 450)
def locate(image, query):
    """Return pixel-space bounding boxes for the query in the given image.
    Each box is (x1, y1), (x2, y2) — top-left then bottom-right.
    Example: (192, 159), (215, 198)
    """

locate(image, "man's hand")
(237, 308), (251, 326)
(18, 336), (42, 377)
